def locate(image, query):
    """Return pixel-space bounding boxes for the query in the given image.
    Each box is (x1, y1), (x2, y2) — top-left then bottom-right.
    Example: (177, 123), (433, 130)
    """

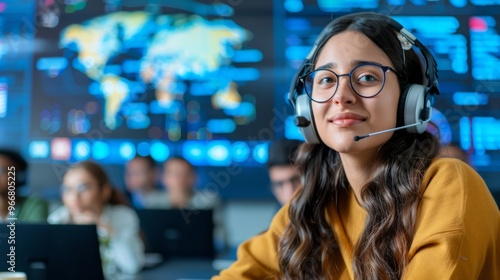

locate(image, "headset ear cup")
(400, 84), (429, 134)
(294, 94), (321, 144)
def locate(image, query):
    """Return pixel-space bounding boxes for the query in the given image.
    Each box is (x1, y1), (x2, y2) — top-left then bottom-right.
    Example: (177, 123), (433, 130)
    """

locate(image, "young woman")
(48, 161), (144, 278)
(213, 12), (499, 279)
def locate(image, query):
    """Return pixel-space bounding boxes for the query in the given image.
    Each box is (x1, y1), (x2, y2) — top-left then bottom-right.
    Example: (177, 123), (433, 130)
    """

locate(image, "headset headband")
(387, 19), (440, 97)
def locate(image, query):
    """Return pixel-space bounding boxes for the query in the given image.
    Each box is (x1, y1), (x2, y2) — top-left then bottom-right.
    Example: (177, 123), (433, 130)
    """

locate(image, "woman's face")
(311, 30), (400, 157)
(62, 168), (105, 214)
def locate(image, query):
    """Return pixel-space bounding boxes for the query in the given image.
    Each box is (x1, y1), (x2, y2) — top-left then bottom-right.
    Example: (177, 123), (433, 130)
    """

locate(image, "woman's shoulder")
(426, 156), (472, 171)
(423, 157), (484, 189)
(421, 157), (497, 218)
(268, 202), (291, 233)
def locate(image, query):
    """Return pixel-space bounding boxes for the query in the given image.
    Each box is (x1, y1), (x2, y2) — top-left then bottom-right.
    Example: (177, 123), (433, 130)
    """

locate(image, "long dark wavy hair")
(278, 13), (440, 279)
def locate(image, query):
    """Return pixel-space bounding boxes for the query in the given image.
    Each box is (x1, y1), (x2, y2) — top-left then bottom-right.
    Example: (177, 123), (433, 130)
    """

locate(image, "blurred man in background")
(145, 156), (219, 209)
(266, 139), (302, 206)
(124, 155), (163, 208)
(148, 156), (226, 250)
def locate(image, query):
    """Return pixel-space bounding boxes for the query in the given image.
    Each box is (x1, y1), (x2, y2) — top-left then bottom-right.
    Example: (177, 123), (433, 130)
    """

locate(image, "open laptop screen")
(137, 209), (215, 259)
(0, 223), (104, 280)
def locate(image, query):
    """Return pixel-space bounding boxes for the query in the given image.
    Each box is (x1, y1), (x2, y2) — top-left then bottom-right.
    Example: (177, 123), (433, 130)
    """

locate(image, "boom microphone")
(353, 121), (428, 142)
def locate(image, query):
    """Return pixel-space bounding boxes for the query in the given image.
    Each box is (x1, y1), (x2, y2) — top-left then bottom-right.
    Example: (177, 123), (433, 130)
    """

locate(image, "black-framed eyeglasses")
(300, 62), (400, 102)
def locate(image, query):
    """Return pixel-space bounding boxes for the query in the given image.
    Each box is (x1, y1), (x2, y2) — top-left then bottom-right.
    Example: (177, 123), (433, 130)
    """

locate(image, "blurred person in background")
(147, 156), (226, 251)
(147, 156), (219, 209)
(0, 148), (48, 222)
(124, 155), (164, 209)
(266, 139), (303, 206)
(48, 161), (144, 278)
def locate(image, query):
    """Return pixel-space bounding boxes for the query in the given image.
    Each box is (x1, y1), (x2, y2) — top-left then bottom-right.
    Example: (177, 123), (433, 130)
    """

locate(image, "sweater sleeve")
(403, 158), (500, 280)
(106, 206), (145, 275)
(212, 204), (290, 280)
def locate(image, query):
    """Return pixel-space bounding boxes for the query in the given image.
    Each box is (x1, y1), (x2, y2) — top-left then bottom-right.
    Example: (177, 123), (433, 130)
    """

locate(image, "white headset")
(288, 13), (440, 144)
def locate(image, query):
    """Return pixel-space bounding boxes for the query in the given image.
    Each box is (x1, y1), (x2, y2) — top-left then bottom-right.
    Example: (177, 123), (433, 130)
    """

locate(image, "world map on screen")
(59, 11), (252, 130)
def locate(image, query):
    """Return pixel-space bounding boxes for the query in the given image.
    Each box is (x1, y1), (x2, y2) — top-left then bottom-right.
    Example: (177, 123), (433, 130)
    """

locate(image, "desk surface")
(136, 259), (218, 280)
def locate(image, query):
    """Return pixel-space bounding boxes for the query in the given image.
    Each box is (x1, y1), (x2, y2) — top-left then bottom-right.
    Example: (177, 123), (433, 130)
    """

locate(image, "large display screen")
(29, 0), (274, 167)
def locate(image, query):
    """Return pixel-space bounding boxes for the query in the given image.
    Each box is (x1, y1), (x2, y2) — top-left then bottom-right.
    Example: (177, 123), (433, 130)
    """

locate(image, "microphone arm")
(353, 121), (427, 142)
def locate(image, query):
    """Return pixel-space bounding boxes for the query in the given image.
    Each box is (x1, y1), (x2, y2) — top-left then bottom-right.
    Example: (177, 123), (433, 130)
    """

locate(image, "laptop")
(0, 223), (105, 280)
(137, 209), (215, 260)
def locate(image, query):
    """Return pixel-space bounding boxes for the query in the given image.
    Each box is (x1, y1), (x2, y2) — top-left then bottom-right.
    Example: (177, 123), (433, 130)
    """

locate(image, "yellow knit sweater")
(213, 158), (500, 279)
